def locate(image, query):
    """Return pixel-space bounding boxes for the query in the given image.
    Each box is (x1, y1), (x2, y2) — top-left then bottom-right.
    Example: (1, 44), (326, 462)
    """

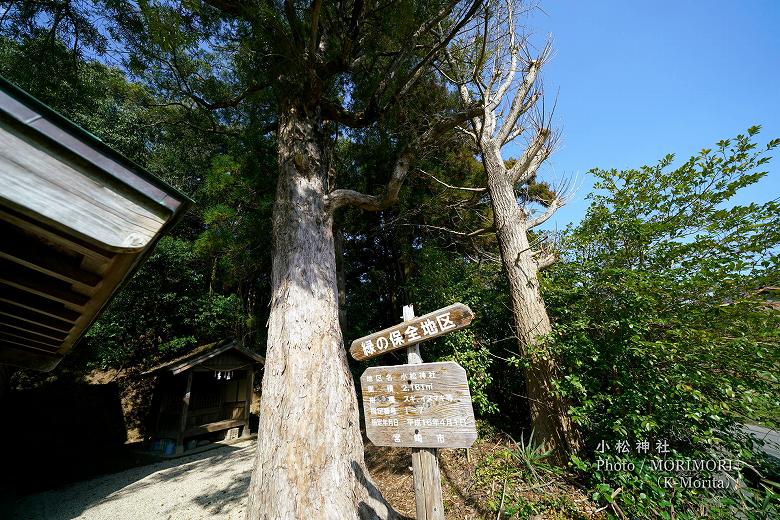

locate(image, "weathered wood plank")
(242, 369), (254, 438)
(0, 341), (62, 371)
(0, 315), (68, 341)
(0, 302), (74, 333)
(350, 303), (474, 361)
(0, 260), (90, 307)
(0, 119), (166, 250)
(0, 220), (101, 287)
(360, 361), (478, 448)
(412, 448), (445, 520)
(159, 419), (246, 439)
(185, 419), (245, 436)
(0, 287), (81, 323)
(0, 208), (115, 262)
(176, 371), (194, 454)
(0, 329), (61, 351)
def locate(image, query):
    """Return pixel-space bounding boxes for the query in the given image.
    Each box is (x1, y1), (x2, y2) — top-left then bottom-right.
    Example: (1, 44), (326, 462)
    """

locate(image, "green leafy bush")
(545, 129), (780, 517)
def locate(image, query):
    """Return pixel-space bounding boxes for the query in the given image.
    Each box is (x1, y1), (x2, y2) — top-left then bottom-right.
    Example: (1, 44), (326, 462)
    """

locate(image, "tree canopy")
(0, 3), (778, 518)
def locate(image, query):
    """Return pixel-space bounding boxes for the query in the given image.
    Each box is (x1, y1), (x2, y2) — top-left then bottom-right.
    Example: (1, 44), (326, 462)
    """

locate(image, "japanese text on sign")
(360, 361), (477, 448)
(350, 303), (474, 361)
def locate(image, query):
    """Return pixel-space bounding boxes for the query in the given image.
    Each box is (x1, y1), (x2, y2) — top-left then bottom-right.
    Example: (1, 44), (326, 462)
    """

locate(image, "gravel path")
(10, 440), (256, 520)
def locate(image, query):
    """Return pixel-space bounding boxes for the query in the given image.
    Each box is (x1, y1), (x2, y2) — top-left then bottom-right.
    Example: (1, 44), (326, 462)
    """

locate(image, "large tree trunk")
(483, 148), (581, 462)
(246, 101), (395, 519)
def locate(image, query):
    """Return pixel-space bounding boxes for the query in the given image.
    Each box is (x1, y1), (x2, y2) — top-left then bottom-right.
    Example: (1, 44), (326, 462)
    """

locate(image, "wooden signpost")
(351, 303), (477, 520)
(350, 303), (475, 361)
(360, 362), (477, 448)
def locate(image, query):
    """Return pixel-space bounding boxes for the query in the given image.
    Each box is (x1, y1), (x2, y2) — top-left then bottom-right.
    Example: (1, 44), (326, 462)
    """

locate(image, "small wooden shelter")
(0, 76), (191, 371)
(144, 340), (264, 454)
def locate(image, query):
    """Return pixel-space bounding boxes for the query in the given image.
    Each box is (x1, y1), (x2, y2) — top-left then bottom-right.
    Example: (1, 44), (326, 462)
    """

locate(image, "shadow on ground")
(3, 443), (251, 520)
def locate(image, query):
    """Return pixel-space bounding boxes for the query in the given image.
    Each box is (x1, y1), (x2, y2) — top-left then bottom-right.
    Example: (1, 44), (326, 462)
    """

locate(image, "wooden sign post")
(405, 304), (444, 520)
(350, 303), (475, 361)
(360, 361), (478, 448)
(353, 303), (478, 520)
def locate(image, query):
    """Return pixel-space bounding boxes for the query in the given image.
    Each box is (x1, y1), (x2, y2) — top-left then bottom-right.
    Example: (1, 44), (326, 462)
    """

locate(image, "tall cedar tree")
(43, 1), (486, 518)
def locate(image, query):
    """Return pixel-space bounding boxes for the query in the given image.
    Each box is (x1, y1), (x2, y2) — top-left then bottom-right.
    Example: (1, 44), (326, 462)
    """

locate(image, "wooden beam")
(242, 368), (254, 438)
(0, 328), (61, 350)
(403, 305), (445, 520)
(186, 419), (245, 437)
(176, 371), (194, 454)
(158, 419), (246, 440)
(0, 287), (80, 323)
(0, 315), (68, 342)
(0, 341), (62, 371)
(0, 208), (115, 262)
(0, 336), (60, 354)
(0, 259), (90, 307)
(55, 250), (140, 360)
(0, 220), (102, 287)
(0, 302), (73, 333)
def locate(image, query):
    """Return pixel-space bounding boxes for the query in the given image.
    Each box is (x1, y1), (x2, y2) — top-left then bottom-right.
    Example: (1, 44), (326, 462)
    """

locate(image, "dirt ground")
(6, 435), (599, 520)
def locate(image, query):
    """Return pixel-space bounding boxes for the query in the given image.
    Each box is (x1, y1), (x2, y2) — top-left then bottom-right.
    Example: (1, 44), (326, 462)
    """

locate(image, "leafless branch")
(419, 168), (486, 192)
(403, 223), (494, 237)
(535, 252), (557, 270)
(495, 40), (550, 144)
(527, 197), (561, 228)
(508, 126), (550, 182)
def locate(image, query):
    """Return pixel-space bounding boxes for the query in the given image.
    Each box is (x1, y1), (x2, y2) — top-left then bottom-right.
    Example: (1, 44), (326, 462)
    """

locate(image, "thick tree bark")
(482, 144), (581, 462)
(246, 101), (395, 519)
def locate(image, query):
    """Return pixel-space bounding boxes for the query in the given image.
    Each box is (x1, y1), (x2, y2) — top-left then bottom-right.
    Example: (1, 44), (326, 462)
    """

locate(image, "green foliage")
(474, 434), (586, 519)
(404, 247), (511, 415)
(158, 336), (197, 356)
(0, 36), (155, 163)
(85, 237), (250, 369)
(3, 7), (778, 519)
(545, 129), (780, 517)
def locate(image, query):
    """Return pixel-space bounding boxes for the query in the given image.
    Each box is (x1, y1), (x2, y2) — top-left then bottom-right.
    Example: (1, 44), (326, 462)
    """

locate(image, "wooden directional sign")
(350, 303), (474, 361)
(360, 361), (478, 448)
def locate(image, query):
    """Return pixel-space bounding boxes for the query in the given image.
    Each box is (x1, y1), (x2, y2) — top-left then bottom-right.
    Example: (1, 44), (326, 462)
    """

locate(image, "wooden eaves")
(0, 76), (193, 371)
(143, 340), (265, 377)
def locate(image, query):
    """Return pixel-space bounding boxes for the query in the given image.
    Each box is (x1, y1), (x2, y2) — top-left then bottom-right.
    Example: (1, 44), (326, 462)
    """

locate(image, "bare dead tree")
(440, 0), (582, 461)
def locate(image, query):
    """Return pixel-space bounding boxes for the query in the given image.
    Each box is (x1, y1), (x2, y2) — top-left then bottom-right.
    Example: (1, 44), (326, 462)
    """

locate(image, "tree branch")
(371, 0), (461, 101)
(325, 150), (413, 212)
(325, 104), (482, 213)
(404, 223), (494, 237)
(489, 0), (518, 109)
(284, 0), (304, 46)
(321, 99), (378, 128)
(495, 49), (546, 144)
(188, 82), (269, 110)
(392, 0), (484, 103)
(202, 0), (264, 19)
(527, 197), (562, 228)
(309, 0), (323, 60)
(419, 168), (486, 192)
(508, 127), (549, 183)
(535, 252), (558, 271)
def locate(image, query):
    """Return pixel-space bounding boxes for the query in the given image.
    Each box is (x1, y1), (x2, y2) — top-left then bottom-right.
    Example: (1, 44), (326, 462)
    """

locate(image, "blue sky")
(521, 0), (780, 230)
